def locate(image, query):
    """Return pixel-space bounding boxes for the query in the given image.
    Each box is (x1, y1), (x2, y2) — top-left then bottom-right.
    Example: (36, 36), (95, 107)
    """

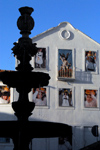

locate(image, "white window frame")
(0, 82), (13, 106)
(81, 86), (100, 110)
(31, 86), (50, 109)
(56, 86), (75, 110)
(59, 29), (71, 40)
(57, 48), (75, 81)
(32, 47), (49, 71)
(83, 49), (99, 74)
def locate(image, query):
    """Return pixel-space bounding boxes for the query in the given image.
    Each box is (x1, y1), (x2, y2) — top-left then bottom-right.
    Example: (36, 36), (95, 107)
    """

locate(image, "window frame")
(32, 47), (49, 71)
(0, 82), (13, 106)
(57, 48), (75, 81)
(56, 86), (75, 110)
(83, 49), (99, 74)
(81, 86), (100, 110)
(31, 86), (50, 109)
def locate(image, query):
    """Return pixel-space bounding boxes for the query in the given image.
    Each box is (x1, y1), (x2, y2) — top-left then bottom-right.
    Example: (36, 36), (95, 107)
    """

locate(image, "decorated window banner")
(35, 48), (46, 69)
(58, 49), (73, 78)
(59, 88), (73, 107)
(84, 89), (98, 108)
(85, 51), (97, 72)
(32, 87), (47, 106)
(0, 86), (10, 104)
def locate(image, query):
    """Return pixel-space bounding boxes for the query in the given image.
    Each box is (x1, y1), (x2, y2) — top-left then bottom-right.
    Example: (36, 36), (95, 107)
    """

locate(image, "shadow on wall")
(73, 126), (100, 150)
(0, 112), (99, 150)
(29, 117), (100, 150)
(67, 31), (74, 40)
(74, 69), (92, 84)
(0, 112), (72, 150)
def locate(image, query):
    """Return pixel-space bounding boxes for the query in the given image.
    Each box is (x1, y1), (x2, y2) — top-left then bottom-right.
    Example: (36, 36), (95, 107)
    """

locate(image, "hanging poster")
(58, 49), (73, 78)
(59, 88), (73, 107)
(0, 86), (10, 104)
(85, 51), (97, 72)
(35, 48), (46, 69)
(32, 87), (47, 106)
(84, 89), (98, 108)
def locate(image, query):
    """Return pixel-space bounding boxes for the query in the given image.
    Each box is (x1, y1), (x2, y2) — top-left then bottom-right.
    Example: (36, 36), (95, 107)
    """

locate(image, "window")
(57, 49), (75, 80)
(84, 89), (98, 108)
(56, 87), (74, 109)
(59, 88), (73, 107)
(83, 50), (98, 74)
(34, 48), (46, 69)
(82, 87), (99, 110)
(0, 85), (10, 104)
(32, 87), (49, 108)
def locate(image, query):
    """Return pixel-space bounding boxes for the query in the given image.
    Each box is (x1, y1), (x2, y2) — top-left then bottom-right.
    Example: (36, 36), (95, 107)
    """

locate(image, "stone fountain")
(0, 6), (72, 150)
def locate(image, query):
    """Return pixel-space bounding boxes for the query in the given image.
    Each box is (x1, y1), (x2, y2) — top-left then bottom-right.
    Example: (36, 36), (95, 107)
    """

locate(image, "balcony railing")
(58, 67), (75, 80)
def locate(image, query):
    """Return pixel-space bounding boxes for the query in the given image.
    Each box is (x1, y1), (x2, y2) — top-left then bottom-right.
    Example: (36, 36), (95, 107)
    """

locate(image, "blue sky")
(0, 0), (100, 70)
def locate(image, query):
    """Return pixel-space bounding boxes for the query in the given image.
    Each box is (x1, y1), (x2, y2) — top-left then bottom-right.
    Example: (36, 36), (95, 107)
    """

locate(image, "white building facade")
(0, 22), (100, 150)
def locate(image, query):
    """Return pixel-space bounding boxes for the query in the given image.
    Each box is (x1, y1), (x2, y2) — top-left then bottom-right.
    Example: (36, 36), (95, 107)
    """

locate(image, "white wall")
(30, 22), (100, 149)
